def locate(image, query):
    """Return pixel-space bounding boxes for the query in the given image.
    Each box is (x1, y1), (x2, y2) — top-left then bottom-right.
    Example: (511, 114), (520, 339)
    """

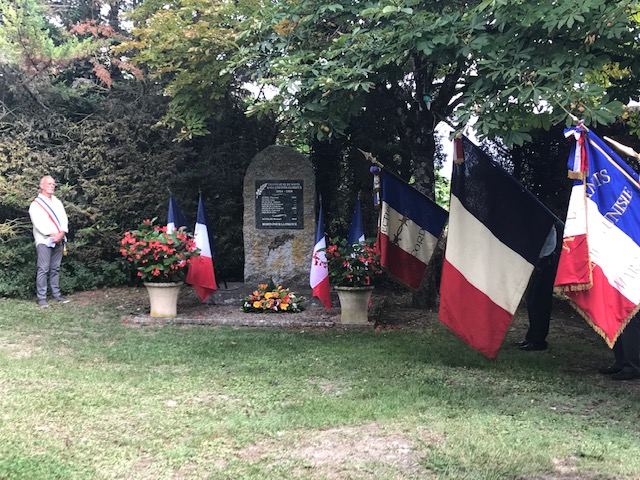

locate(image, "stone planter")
(144, 282), (183, 318)
(335, 286), (374, 324)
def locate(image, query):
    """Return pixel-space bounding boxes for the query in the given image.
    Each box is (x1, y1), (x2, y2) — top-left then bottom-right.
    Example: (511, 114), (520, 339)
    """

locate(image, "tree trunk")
(403, 108), (441, 309)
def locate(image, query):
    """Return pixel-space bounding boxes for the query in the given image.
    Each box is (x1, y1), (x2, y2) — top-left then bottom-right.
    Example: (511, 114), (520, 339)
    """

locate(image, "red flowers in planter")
(318, 237), (382, 287)
(120, 218), (200, 283)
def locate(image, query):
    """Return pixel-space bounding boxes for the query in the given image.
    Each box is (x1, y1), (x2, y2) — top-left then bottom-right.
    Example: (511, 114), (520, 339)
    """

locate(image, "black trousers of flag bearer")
(600, 314), (640, 381)
(519, 225), (559, 352)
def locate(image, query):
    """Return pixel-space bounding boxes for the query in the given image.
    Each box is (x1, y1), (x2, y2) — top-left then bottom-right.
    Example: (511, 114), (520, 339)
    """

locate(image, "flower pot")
(335, 286), (374, 324)
(144, 282), (183, 318)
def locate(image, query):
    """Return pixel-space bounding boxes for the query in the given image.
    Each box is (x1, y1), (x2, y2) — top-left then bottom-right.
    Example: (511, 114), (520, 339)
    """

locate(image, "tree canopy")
(126, 0), (640, 145)
(119, 0), (640, 210)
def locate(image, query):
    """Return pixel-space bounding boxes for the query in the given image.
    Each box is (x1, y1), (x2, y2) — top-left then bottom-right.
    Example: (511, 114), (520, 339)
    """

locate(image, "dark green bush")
(59, 257), (130, 293)
(0, 234), (130, 299)
(0, 236), (37, 298)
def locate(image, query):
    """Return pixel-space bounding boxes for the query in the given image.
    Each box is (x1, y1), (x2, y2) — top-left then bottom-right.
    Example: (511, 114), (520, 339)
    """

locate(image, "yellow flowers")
(241, 281), (305, 313)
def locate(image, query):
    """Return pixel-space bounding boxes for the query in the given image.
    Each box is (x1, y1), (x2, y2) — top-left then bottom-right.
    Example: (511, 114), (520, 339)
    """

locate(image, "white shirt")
(28, 194), (69, 246)
(539, 225), (557, 258)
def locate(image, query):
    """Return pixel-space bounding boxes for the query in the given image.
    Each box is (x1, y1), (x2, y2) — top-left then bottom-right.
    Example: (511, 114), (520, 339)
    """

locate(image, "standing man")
(28, 175), (69, 307)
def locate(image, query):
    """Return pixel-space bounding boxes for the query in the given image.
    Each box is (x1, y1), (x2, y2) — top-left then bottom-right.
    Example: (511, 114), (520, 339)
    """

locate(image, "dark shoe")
(53, 295), (70, 304)
(37, 300), (49, 308)
(515, 340), (529, 347)
(611, 368), (640, 381)
(519, 342), (547, 351)
(598, 363), (623, 375)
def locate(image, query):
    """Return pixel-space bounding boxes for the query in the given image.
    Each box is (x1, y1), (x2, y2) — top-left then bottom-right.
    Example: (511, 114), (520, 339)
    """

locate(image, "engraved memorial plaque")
(255, 180), (304, 229)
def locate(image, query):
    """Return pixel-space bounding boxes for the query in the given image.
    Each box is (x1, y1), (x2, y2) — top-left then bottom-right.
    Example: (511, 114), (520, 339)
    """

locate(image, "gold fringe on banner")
(567, 170), (587, 180)
(554, 281), (593, 294)
(567, 301), (640, 349)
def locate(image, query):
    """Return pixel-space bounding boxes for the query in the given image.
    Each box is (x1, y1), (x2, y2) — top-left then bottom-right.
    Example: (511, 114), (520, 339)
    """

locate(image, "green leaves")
(121, 0), (640, 147)
(0, 0), (97, 73)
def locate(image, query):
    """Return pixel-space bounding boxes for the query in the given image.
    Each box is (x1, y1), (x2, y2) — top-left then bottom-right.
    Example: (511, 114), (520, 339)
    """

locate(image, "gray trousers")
(36, 243), (64, 301)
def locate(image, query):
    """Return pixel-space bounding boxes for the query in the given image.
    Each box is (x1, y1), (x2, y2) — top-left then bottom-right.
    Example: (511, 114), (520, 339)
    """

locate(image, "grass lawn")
(0, 288), (639, 479)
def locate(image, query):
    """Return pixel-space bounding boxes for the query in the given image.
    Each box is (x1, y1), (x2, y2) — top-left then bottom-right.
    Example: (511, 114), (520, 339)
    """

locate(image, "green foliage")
(144, 0), (639, 146)
(0, 0), (96, 72)
(116, 0), (249, 140)
(622, 107), (640, 139)
(0, 0), (275, 298)
(59, 257), (130, 293)
(435, 168), (451, 210)
(0, 235), (38, 298)
(0, 83), (193, 229)
(0, 232), (129, 298)
(0, 74), (195, 296)
(458, 0), (640, 141)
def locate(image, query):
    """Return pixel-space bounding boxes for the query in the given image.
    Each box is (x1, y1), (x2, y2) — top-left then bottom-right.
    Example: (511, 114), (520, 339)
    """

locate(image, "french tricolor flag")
(310, 203), (332, 311)
(167, 194), (188, 234)
(186, 195), (217, 302)
(379, 170), (448, 290)
(555, 128), (640, 347)
(439, 136), (558, 358)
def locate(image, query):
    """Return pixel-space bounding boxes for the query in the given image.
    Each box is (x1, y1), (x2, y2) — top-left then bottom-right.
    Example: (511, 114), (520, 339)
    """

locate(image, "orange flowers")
(241, 281), (305, 313)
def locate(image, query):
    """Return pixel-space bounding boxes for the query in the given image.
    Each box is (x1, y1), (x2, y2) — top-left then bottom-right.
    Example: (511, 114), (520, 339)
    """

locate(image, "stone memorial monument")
(243, 145), (316, 287)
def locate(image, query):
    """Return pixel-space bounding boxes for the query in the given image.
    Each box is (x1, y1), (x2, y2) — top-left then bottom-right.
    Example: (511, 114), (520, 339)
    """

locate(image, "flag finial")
(358, 149), (383, 167)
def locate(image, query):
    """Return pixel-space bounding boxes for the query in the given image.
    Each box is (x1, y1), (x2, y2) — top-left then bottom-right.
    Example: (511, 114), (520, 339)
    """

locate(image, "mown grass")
(0, 292), (639, 479)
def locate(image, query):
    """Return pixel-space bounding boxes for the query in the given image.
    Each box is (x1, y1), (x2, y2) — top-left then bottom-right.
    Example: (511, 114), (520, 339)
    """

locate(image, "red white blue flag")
(186, 195), (217, 302)
(310, 203), (332, 311)
(439, 136), (558, 358)
(555, 127), (640, 347)
(167, 194), (188, 234)
(379, 170), (448, 290)
(347, 198), (365, 244)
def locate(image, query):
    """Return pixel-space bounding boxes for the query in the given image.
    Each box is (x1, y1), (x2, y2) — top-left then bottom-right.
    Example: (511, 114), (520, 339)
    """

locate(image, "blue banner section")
(381, 171), (448, 238)
(585, 131), (640, 248)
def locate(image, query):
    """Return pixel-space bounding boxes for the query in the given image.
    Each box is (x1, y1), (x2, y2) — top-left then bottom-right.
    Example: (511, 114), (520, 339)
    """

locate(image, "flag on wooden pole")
(439, 136), (558, 358)
(378, 170), (448, 289)
(555, 127), (640, 347)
